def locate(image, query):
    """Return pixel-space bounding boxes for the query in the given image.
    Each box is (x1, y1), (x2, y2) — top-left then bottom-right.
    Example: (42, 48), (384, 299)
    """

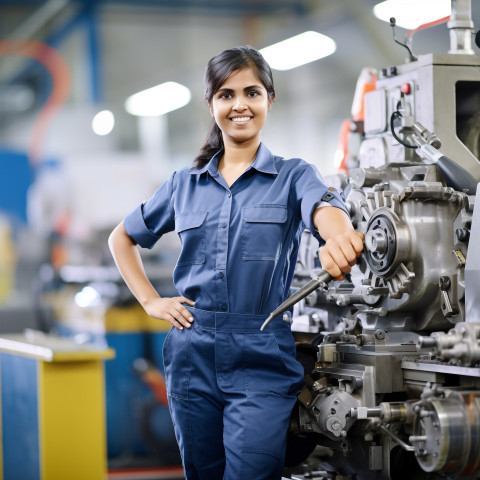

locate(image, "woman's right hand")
(143, 296), (195, 330)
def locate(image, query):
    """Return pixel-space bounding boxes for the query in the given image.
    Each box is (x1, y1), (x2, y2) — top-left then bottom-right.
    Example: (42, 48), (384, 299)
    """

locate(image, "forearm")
(108, 222), (160, 308)
(313, 206), (353, 240)
(108, 222), (195, 329)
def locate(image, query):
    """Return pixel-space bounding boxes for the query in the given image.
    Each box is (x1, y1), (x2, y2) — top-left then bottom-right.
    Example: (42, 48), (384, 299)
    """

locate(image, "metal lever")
(439, 276), (458, 317)
(260, 269), (333, 331)
(389, 17), (417, 62)
(411, 122), (478, 195)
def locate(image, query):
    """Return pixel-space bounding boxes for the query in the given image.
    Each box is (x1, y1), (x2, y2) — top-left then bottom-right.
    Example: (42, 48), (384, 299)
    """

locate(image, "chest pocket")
(241, 205), (288, 261)
(175, 212), (208, 266)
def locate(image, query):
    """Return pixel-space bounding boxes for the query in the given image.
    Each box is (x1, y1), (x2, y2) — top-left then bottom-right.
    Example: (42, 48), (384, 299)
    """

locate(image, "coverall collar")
(189, 142), (278, 177)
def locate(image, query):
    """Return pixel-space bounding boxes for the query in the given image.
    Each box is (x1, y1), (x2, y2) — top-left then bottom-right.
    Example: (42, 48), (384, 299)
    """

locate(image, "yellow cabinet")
(0, 332), (114, 480)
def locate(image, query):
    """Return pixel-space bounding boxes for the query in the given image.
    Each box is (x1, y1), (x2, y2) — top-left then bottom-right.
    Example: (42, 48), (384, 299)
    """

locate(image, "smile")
(230, 116), (252, 124)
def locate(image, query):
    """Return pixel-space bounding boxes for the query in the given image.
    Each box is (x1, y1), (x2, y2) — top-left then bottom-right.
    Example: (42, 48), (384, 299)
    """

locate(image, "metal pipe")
(0, 0), (70, 83)
(448, 0), (475, 54)
(8, 0), (69, 41)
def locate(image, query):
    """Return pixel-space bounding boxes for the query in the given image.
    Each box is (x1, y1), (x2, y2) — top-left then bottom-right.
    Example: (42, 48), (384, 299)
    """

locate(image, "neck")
(222, 138), (261, 167)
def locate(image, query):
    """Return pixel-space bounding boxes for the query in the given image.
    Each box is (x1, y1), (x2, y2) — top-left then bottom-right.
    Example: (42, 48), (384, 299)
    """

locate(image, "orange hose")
(0, 40), (71, 166)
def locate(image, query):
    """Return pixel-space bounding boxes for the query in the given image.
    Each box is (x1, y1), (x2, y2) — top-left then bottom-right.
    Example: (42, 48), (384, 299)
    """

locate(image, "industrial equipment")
(284, 1), (480, 478)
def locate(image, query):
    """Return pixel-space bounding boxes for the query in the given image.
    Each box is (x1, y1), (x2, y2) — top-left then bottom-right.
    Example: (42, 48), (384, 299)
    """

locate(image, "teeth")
(232, 117), (250, 122)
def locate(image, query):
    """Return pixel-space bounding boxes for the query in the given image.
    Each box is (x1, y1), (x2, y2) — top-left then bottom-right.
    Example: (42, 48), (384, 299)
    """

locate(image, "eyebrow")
(217, 84), (263, 93)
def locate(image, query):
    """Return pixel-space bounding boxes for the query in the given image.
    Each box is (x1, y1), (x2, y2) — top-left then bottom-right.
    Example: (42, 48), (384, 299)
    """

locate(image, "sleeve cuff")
(301, 189), (349, 244)
(123, 204), (161, 249)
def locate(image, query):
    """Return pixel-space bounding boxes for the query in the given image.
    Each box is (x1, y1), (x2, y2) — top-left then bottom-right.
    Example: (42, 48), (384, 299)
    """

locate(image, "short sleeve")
(123, 171), (177, 249)
(294, 163), (348, 244)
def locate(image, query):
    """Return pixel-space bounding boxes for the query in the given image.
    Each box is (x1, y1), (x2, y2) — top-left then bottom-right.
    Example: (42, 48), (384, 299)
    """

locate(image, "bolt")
(331, 420), (341, 431)
(375, 329), (386, 340)
(439, 276), (451, 290)
(420, 410), (434, 418)
(456, 228), (470, 242)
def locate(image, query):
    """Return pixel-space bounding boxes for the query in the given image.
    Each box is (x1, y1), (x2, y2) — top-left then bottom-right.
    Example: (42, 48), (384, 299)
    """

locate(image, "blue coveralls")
(123, 143), (347, 479)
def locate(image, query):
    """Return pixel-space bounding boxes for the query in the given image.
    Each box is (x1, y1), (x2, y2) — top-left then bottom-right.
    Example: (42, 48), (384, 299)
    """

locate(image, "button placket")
(215, 189), (232, 311)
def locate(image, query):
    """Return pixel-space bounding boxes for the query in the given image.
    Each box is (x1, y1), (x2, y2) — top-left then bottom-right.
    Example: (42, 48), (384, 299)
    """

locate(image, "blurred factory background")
(0, 1), (479, 479)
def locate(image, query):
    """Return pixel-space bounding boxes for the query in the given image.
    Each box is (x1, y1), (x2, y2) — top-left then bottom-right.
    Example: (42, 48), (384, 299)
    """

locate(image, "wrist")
(140, 293), (161, 311)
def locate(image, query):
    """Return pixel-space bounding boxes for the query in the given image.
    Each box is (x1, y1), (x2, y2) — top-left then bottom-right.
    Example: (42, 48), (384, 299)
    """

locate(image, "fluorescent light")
(373, 0), (451, 30)
(92, 109), (114, 136)
(125, 81), (191, 117)
(260, 31), (336, 71)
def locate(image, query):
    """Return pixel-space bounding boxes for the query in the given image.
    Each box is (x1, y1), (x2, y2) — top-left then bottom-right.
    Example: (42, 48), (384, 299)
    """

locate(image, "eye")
(247, 90), (260, 98)
(218, 92), (232, 100)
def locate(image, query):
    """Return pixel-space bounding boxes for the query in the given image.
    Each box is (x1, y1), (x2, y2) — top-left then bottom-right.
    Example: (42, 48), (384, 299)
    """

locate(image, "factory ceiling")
(0, 0), (478, 174)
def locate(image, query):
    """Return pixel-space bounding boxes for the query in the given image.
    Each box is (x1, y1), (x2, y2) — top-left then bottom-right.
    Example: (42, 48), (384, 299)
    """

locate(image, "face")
(209, 67), (274, 147)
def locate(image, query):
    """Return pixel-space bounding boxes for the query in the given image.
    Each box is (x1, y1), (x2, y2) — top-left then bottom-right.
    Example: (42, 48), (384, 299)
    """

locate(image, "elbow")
(107, 223), (120, 253)
(108, 221), (132, 255)
(107, 229), (115, 254)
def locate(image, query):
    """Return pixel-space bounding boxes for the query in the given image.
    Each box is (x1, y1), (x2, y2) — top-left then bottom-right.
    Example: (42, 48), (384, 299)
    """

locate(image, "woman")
(109, 46), (364, 480)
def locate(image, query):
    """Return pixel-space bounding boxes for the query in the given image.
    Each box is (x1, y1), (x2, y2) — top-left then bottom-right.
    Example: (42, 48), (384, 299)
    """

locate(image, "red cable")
(407, 15), (450, 37)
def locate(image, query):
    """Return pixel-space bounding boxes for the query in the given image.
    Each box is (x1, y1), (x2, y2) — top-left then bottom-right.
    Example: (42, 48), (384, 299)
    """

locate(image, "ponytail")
(193, 122), (224, 169)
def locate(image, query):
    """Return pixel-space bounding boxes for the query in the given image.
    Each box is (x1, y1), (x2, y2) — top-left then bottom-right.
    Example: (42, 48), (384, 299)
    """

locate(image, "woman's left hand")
(318, 229), (364, 280)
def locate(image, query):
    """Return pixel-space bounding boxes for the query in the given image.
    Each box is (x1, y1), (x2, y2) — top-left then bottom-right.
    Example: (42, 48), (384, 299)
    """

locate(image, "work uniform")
(123, 143), (347, 480)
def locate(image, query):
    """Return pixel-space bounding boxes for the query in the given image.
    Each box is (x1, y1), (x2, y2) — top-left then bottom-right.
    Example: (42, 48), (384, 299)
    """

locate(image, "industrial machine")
(283, 1), (480, 478)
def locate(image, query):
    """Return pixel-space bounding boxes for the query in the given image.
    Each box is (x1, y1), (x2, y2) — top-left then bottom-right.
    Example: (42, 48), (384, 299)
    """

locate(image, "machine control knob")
(401, 82), (411, 95)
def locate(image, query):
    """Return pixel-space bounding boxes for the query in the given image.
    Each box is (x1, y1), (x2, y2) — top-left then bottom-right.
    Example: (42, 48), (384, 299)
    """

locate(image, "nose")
(233, 99), (247, 111)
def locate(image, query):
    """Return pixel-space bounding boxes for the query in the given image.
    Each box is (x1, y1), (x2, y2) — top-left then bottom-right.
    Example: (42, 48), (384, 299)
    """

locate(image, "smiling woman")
(193, 45), (276, 170)
(108, 45), (364, 480)
(208, 68), (272, 159)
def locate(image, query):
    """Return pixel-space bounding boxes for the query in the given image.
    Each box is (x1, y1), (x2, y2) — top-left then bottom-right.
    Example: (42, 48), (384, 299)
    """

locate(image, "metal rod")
(379, 425), (416, 452)
(260, 269), (333, 331)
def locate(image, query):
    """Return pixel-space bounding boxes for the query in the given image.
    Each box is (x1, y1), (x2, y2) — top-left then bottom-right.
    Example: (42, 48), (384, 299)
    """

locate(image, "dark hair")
(193, 45), (275, 168)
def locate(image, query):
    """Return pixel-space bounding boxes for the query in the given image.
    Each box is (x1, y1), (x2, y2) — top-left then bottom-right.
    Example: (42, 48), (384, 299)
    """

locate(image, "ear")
(268, 94), (275, 111)
(208, 101), (214, 117)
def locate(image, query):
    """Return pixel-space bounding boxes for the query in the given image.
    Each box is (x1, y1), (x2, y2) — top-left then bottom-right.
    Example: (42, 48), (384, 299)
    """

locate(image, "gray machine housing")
(288, 2), (480, 479)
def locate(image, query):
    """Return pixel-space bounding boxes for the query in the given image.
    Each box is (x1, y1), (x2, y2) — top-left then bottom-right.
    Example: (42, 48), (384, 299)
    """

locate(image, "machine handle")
(415, 141), (478, 195)
(260, 269), (333, 331)
(436, 154), (478, 195)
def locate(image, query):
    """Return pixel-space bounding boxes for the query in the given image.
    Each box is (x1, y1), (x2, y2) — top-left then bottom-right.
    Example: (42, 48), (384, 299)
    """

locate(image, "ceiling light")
(125, 81), (191, 117)
(373, 0), (451, 30)
(92, 110), (114, 136)
(74, 286), (101, 308)
(260, 31), (336, 71)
